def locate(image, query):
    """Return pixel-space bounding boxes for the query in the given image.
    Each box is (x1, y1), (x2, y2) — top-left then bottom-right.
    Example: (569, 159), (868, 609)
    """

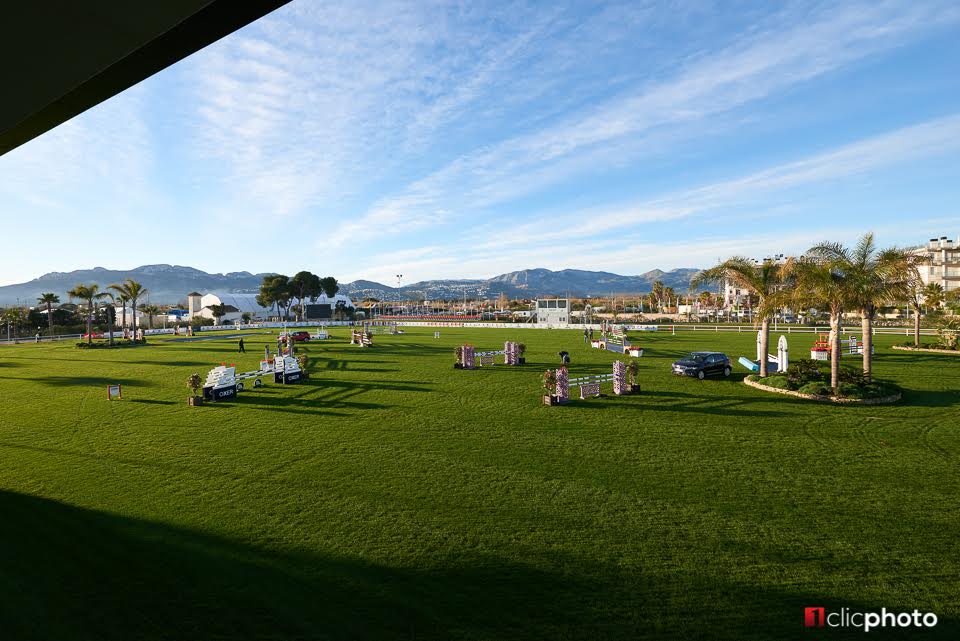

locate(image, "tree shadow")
(2, 376), (156, 388)
(899, 389), (960, 408)
(321, 359), (399, 373)
(1, 490), (955, 641)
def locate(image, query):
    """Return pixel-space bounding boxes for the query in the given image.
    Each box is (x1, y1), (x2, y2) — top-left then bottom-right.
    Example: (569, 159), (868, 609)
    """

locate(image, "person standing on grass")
(583, 327), (588, 343)
(238, 337), (245, 353)
(589, 327), (594, 340)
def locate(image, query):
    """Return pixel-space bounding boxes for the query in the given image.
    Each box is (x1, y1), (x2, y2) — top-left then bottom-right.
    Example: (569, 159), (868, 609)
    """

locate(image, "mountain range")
(0, 265), (702, 305)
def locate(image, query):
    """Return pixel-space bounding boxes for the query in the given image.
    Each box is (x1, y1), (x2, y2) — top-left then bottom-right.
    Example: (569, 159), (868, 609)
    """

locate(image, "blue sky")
(1, 0), (959, 286)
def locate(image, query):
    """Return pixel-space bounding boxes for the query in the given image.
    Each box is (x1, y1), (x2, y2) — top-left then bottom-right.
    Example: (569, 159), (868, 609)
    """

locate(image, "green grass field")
(1, 327), (957, 640)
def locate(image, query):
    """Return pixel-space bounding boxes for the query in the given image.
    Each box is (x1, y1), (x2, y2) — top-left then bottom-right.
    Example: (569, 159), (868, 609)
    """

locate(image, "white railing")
(0, 322), (942, 344)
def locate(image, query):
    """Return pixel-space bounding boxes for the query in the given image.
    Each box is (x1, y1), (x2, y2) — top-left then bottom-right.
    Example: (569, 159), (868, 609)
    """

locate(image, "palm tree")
(923, 282), (945, 312)
(663, 286), (676, 312)
(692, 258), (787, 377)
(140, 304), (161, 329)
(787, 256), (853, 392)
(37, 293), (59, 337)
(651, 281), (665, 312)
(103, 293), (117, 345)
(67, 284), (109, 345)
(808, 234), (914, 382)
(116, 293), (129, 334)
(110, 280), (148, 342)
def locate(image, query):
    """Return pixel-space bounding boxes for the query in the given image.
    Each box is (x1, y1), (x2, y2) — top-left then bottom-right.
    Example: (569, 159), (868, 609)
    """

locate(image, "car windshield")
(689, 353), (708, 362)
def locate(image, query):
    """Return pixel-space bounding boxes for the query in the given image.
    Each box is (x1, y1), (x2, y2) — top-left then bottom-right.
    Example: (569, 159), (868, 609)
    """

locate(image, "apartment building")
(914, 236), (960, 297)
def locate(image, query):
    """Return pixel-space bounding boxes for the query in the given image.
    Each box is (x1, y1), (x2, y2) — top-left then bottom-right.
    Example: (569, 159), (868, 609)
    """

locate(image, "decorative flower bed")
(743, 358), (901, 404)
(744, 375), (900, 405)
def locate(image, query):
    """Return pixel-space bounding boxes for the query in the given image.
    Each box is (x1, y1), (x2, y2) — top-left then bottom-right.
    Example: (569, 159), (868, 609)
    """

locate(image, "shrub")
(542, 369), (557, 395)
(454, 346), (463, 363)
(798, 382), (832, 396)
(187, 373), (202, 397)
(838, 366), (866, 386)
(762, 376), (793, 391)
(786, 359), (823, 386)
(838, 383), (864, 398)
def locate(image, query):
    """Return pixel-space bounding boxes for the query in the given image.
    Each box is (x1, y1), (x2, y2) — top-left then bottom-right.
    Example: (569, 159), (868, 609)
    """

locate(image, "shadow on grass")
(128, 399), (176, 406)
(232, 378), (433, 416)
(126, 360), (213, 368)
(2, 489), (955, 641)
(0, 375), (156, 388)
(322, 359), (399, 373)
(899, 388), (960, 408)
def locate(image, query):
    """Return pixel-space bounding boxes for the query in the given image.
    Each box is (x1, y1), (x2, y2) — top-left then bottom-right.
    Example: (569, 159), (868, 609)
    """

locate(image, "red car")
(280, 331), (311, 342)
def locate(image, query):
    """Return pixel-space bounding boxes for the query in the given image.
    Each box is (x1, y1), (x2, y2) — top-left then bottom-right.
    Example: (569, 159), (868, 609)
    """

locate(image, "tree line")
(256, 272), (340, 321)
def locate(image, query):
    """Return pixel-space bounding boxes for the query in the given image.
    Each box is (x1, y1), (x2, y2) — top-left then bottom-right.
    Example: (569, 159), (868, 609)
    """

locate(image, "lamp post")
(396, 274), (402, 315)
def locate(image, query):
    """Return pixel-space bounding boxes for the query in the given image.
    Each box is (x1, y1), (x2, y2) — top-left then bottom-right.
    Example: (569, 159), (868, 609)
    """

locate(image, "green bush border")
(744, 376), (901, 405)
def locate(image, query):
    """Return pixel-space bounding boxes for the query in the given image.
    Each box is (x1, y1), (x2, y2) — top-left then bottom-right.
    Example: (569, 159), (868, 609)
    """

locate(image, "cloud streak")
(333, 0), (959, 245)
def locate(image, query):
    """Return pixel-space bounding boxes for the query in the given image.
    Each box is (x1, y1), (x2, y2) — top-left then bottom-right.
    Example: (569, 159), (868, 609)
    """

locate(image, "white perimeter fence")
(0, 321), (941, 345)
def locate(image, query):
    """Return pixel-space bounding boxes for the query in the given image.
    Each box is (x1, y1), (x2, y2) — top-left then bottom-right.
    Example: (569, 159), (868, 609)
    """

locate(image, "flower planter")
(454, 363), (463, 369)
(630, 384), (641, 394)
(543, 395), (556, 406)
(188, 396), (203, 406)
(518, 357), (526, 365)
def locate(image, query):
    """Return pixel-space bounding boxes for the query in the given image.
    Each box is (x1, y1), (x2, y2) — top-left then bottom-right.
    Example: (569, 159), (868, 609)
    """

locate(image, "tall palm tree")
(103, 293), (117, 346)
(808, 234), (914, 382)
(651, 281), (665, 312)
(37, 292), (60, 337)
(922, 282), (945, 312)
(67, 284), (108, 345)
(116, 293), (129, 334)
(692, 258), (787, 377)
(140, 304), (161, 329)
(110, 280), (148, 342)
(786, 256), (853, 392)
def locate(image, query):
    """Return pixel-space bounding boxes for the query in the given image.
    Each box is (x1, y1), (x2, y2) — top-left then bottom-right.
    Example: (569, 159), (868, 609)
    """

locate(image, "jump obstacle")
(457, 342), (522, 369)
(202, 350), (303, 402)
(810, 333), (873, 361)
(738, 332), (789, 373)
(545, 360), (636, 404)
(592, 322), (643, 357)
(350, 328), (373, 347)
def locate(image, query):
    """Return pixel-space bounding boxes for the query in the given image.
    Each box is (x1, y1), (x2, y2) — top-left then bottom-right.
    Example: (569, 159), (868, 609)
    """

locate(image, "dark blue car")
(672, 352), (732, 379)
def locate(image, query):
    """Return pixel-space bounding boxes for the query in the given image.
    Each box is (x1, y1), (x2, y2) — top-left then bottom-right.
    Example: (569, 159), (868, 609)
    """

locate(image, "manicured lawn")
(0, 327), (957, 640)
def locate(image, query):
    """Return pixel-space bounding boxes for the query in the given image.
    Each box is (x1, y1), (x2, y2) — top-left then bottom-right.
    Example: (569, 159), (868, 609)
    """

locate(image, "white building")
(913, 236), (960, 299)
(535, 298), (569, 324)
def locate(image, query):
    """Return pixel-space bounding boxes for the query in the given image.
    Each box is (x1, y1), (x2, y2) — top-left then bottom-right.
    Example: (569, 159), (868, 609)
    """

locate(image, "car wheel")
(697, 370), (705, 380)
(723, 366), (731, 377)
(236, 382), (244, 392)
(254, 378), (263, 388)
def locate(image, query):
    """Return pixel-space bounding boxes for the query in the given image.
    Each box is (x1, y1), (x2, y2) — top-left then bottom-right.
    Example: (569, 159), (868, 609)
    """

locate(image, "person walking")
(583, 327), (588, 343)
(238, 337), (245, 353)
(589, 327), (594, 340)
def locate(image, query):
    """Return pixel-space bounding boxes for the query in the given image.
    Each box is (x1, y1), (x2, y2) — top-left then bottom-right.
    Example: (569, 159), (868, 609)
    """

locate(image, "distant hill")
(0, 265), (703, 306)
(0, 265), (269, 306)
(342, 267), (702, 300)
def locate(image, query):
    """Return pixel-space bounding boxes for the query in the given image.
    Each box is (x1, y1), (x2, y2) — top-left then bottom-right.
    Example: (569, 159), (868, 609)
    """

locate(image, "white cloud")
(332, 0), (959, 245)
